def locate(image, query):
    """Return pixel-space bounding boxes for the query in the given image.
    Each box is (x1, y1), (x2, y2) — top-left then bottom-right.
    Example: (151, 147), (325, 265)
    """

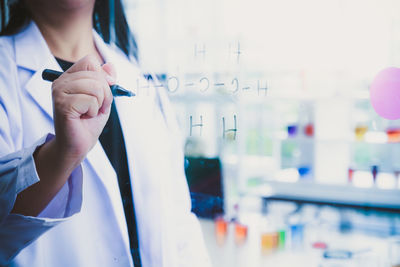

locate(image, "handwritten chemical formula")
(141, 42), (286, 142)
(141, 74), (268, 96)
(195, 42), (242, 63)
(189, 115), (237, 140)
(138, 41), (270, 96)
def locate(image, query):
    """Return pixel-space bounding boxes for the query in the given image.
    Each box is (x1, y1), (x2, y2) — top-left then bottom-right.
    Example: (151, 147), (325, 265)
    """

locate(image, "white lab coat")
(0, 22), (211, 267)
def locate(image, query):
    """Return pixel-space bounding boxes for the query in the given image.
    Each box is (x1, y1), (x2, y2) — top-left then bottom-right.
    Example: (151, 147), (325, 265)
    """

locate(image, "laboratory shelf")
(246, 180), (400, 212)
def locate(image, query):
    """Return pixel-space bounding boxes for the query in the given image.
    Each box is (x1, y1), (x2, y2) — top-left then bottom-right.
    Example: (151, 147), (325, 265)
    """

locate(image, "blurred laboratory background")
(124, 0), (400, 266)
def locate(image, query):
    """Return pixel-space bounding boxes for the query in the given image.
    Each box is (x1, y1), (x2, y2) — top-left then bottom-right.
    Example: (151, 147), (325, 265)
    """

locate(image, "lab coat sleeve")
(0, 38), (83, 265)
(0, 134), (83, 265)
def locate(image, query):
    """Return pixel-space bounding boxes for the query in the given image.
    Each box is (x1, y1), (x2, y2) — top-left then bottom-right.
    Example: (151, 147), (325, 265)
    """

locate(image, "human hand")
(51, 55), (116, 165)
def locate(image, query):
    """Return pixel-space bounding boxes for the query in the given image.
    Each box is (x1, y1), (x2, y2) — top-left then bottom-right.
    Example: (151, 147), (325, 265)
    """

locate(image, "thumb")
(102, 62), (117, 85)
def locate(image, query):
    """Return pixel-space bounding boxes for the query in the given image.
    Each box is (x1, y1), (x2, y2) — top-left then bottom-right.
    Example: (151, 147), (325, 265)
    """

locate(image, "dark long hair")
(0, 0), (138, 60)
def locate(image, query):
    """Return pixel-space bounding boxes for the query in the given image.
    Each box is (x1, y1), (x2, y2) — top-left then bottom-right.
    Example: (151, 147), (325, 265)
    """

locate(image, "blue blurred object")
(298, 166), (311, 177)
(190, 192), (224, 218)
(371, 165), (379, 181)
(323, 249), (352, 259)
(323, 248), (371, 259)
(184, 157), (224, 218)
(290, 223), (304, 246)
(287, 125), (298, 137)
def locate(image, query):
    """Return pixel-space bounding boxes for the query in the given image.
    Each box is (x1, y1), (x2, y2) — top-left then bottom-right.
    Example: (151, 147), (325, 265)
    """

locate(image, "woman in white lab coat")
(0, 0), (210, 266)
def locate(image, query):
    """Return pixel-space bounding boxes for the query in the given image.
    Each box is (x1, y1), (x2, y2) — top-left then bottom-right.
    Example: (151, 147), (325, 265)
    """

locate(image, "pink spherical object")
(370, 67), (400, 120)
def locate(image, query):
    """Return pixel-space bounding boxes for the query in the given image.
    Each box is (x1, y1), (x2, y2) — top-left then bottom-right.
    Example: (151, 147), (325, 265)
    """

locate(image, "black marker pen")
(42, 69), (135, 97)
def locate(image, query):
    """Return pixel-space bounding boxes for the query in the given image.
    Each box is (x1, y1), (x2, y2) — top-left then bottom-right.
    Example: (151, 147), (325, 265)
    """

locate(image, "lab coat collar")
(13, 21), (118, 120)
(14, 22), (61, 120)
(14, 21), (55, 72)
